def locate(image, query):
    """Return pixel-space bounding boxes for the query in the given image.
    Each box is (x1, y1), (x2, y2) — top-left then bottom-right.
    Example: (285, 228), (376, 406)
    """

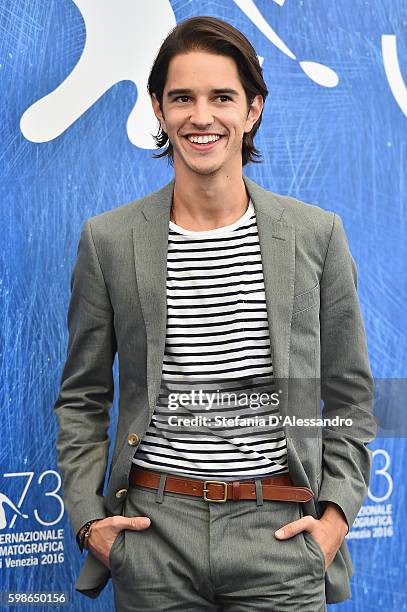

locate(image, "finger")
(274, 516), (313, 539)
(126, 516), (151, 530)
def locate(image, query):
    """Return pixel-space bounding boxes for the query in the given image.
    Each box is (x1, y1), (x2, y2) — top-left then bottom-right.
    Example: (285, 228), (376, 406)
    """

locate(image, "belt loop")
(255, 479), (264, 506)
(155, 473), (167, 504)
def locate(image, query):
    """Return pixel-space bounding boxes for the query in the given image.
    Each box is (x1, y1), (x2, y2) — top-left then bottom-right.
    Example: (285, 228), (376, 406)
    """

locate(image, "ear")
(244, 95), (264, 134)
(151, 93), (167, 132)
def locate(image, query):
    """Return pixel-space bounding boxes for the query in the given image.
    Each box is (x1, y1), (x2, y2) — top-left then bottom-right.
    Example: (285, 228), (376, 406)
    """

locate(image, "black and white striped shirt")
(132, 200), (288, 480)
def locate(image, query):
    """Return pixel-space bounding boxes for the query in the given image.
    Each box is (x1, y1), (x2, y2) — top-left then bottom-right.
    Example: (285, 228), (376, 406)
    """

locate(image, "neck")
(171, 167), (249, 231)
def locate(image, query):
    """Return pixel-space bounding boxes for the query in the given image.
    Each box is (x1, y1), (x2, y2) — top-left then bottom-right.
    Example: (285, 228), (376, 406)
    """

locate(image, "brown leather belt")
(129, 466), (314, 503)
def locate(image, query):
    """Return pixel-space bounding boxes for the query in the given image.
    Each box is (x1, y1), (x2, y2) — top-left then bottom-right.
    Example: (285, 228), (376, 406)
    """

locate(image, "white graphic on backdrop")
(20, 0), (342, 147)
(0, 471), (65, 571)
(19, 2), (406, 147)
(382, 35), (407, 117)
(0, 493), (28, 530)
(347, 449), (394, 541)
(20, 0), (176, 147)
(232, 0), (339, 87)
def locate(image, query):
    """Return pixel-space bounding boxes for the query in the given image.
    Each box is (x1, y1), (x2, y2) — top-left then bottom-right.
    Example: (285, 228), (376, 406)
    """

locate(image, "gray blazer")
(54, 175), (377, 604)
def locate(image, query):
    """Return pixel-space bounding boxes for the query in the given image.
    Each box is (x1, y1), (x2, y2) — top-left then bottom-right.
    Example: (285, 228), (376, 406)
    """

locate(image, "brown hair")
(147, 16), (268, 166)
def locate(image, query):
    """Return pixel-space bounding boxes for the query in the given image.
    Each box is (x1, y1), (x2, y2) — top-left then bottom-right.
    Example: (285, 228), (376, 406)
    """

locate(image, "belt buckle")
(203, 480), (228, 502)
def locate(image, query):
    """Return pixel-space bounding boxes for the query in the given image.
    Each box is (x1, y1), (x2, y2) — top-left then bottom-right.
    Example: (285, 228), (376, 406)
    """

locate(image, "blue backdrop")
(1, 0), (406, 609)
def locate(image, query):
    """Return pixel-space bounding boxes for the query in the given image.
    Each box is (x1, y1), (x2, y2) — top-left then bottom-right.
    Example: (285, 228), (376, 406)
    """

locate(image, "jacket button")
(115, 488), (128, 499)
(127, 433), (140, 446)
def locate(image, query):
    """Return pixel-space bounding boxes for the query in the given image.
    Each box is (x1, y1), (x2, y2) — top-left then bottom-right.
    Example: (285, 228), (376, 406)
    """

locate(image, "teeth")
(187, 135), (221, 144)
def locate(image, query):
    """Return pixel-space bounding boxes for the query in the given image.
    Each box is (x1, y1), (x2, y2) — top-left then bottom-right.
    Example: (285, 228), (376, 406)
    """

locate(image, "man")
(54, 15), (377, 611)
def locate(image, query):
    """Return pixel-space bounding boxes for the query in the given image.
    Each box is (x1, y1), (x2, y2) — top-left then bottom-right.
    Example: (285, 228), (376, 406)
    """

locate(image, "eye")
(173, 95), (232, 103)
(174, 96), (191, 103)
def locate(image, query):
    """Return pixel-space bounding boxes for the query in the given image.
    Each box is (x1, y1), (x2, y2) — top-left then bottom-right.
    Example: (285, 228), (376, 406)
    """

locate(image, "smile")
(184, 135), (225, 152)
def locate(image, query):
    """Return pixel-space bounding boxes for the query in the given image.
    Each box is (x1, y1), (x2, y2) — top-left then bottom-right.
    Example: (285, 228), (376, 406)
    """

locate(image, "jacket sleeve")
(54, 219), (117, 544)
(318, 213), (377, 532)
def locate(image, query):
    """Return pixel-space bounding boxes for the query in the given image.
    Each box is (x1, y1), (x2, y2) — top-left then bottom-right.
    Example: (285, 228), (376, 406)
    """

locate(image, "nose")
(189, 99), (214, 128)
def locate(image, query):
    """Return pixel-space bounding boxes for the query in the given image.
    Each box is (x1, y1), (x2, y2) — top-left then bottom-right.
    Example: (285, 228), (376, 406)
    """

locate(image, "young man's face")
(151, 51), (263, 178)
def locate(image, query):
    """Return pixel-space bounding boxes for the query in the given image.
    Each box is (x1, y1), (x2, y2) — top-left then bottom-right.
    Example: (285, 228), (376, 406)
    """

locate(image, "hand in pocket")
(87, 515), (151, 569)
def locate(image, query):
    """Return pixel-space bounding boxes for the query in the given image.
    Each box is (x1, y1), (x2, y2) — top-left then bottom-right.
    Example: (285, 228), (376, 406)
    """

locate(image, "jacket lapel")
(132, 180), (174, 417)
(132, 176), (295, 417)
(243, 176), (296, 390)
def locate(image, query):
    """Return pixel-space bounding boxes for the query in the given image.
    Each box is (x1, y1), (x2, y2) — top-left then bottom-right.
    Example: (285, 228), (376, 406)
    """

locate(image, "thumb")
(118, 516), (151, 531)
(274, 518), (305, 539)
(274, 516), (310, 540)
(124, 516), (151, 530)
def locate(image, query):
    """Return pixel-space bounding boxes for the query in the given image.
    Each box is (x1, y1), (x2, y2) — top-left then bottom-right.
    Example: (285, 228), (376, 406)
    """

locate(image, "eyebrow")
(166, 88), (240, 98)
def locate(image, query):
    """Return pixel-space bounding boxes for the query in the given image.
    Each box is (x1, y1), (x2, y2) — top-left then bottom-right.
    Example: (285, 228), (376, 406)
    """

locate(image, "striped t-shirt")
(132, 199), (288, 480)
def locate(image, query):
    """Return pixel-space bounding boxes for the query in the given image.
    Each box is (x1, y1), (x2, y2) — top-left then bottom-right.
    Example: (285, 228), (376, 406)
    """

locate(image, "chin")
(191, 155), (227, 172)
(189, 163), (223, 176)
(174, 151), (225, 176)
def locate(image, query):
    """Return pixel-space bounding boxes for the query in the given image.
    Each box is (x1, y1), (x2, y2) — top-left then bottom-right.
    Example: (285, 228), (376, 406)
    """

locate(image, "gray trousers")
(109, 473), (326, 611)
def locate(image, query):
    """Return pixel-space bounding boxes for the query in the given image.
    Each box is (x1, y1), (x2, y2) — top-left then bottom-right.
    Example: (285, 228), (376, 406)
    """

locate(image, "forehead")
(164, 51), (243, 91)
